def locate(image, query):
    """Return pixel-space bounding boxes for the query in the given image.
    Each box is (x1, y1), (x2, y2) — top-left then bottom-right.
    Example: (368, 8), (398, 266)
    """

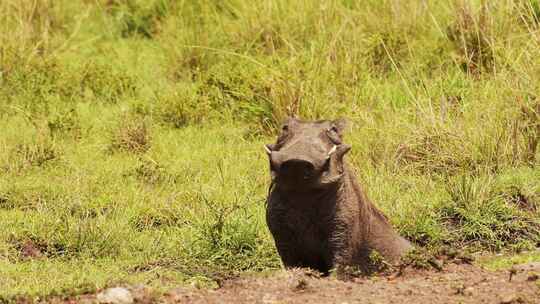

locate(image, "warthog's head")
(265, 117), (351, 192)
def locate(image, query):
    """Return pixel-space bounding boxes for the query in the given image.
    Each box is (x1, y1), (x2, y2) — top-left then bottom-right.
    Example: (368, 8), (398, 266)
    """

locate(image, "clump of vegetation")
(130, 157), (177, 185)
(4, 128), (61, 173)
(395, 128), (472, 175)
(1, 58), (69, 112)
(188, 190), (275, 272)
(110, 114), (152, 153)
(107, 0), (171, 38)
(130, 205), (185, 231)
(47, 107), (80, 138)
(516, 0), (540, 26)
(0, 0), (68, 61)
(14, 141), (58, 169)
(155, 87), (210, 128)
(9, 235), (66, 261)
(517, 98), (540, 165)
(439, 175), (540, 250)
(77, 61), (137, 103)
(393, 247), (446, 272)
(365, 31), (409, 74)
(447, 1), (495, 74)
(4, 212), (127, 261)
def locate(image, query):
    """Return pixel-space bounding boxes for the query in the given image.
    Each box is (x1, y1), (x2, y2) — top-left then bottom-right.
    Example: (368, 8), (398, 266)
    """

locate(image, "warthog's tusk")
(264, 145), (272, 155)
(327, 145), (337, 157)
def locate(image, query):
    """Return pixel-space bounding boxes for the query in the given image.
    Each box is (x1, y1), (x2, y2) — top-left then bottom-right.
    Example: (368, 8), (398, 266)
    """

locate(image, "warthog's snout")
(267, 146), (331, 188)
(277, 158), (317, 181)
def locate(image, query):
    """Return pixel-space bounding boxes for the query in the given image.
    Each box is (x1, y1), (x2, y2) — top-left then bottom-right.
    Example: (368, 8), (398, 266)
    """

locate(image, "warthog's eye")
(275, 124), (289, 146)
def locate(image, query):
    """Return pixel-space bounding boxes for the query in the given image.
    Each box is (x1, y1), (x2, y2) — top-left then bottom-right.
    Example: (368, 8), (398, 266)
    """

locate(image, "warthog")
(265, 117), (411, 274)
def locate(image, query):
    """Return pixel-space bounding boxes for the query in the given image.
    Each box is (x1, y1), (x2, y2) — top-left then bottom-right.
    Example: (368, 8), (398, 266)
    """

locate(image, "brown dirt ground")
(57, 262), (540, 304)
(161, 263), (540, 304)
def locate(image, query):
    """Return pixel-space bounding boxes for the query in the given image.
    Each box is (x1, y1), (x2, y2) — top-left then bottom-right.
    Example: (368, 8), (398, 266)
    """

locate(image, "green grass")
(479, 250), (540, 271)
(0, 0), (539, 300)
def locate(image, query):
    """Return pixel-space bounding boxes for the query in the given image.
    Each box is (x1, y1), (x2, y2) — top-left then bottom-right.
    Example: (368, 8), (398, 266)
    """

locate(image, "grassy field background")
(0, 0), (539, 300)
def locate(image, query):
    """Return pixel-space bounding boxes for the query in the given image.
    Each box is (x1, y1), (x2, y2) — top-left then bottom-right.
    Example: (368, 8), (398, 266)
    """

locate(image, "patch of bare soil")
(47, 262), (540, 304)
(161, 263), (540, 304)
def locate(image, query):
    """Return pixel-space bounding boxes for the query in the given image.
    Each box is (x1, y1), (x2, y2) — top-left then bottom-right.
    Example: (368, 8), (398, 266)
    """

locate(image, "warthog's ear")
(282, 116), (298, 125)
(277, 116), (298, 133)
(332, 118), (348, 133)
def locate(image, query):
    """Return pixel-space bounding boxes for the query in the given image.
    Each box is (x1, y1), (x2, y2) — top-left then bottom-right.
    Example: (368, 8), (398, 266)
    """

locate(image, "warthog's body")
(265, 118), (411, 274)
